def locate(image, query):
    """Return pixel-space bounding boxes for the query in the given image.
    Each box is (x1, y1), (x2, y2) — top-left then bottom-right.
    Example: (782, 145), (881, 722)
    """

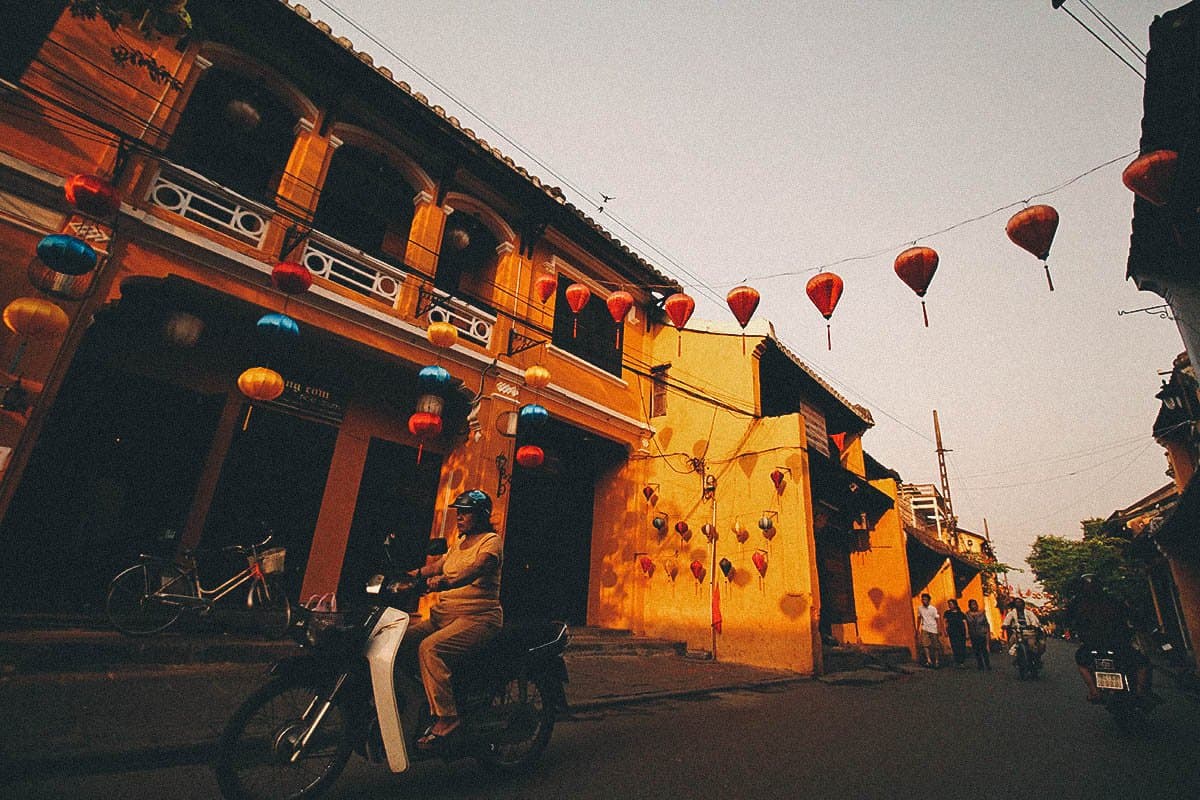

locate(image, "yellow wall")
(851, 478), (917, 656)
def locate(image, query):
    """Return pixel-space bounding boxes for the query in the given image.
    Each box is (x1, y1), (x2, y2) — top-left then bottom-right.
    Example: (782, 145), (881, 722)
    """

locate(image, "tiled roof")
(766, 332), (874, 426)
(284, 2), (680, 293)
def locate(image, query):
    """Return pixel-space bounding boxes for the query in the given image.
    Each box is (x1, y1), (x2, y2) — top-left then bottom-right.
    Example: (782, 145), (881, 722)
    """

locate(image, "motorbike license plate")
(1095, 671), (1125, 691)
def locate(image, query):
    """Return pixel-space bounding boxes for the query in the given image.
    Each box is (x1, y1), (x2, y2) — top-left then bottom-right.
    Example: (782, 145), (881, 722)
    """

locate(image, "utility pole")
(933, 410), (957, 548)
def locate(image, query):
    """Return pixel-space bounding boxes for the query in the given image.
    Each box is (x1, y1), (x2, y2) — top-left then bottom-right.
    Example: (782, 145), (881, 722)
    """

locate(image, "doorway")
(502, 419), (625, 625)
(201, 405), (337, 600)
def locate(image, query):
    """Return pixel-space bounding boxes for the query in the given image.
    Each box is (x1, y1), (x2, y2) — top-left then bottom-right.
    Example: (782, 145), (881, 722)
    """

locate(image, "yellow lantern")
(427, 321), (459, 349)
(3, 297), (69, 339)
(524, 364), (551, 390)
(237, 367), (284, 401)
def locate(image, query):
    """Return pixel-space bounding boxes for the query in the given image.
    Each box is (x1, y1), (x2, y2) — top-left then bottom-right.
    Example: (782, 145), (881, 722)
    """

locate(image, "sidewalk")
(0, 626), (804, 780)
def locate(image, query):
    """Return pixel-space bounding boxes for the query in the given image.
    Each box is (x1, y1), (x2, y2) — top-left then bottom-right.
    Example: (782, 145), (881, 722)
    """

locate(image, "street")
(7, 641), (1199, 800)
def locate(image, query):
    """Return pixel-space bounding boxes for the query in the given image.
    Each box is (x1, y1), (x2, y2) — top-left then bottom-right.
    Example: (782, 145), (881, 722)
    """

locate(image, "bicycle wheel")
(106, 561), (192, 636)
(213, 676), (353, 800)
(248, 578), (292, 640)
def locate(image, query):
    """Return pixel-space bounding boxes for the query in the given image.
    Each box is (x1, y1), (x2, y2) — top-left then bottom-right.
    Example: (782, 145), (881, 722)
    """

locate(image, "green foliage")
(1080, 517), (1107, 539)
(68, 1), (190, 90)
(1026, 533), (1149, 610)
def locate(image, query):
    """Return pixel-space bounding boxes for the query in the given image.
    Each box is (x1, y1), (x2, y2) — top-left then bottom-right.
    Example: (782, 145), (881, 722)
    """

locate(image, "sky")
(321, 0), (1186, 582)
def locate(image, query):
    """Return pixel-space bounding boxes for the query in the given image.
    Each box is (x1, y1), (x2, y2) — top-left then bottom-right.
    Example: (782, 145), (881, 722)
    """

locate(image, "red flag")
(712, 580), (722, 634)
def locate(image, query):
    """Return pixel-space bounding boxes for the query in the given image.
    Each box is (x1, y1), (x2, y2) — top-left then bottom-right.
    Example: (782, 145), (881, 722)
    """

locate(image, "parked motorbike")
(213, 539), (570, 800)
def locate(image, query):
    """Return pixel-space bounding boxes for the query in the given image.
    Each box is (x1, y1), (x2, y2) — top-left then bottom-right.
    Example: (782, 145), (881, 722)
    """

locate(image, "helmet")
(449, 489), (492, 517)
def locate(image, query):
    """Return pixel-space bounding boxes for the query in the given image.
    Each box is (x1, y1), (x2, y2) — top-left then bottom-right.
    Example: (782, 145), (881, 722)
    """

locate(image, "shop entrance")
(816, 527), (857, 643)
(502, 419), (625, 625)
(201, 405), (337, 600)
(0, 358), (223, 612)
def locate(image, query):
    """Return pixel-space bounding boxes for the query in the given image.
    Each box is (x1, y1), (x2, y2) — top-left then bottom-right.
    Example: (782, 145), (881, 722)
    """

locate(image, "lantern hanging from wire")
(701, 522), (718, 542)
(733, 520), (749, 543)
(238, 366), (284, 402)
(606, 290), (634, 348)
(726, 285), (760, 354)
(690, 560), (706, 583)
(565, 283), (590, 337)
(256, 312), (300, 344)
(271, 261), (313, 295)
(3, 297), (69, 372)
(524, 364), (551, 390)
(515, 444), (545, 468)
(894, 246), (939, 327)
(36, 234), (98, 276)
(408, 365), (453, 463)
(663, 292), (695, 356)
(518, 403), (549, 432)
(675, 520), (692, 542)
(638, 556), (656, 578)
(1122, 149), (1178, 207)
(719, 557), (734, 579)
(758, 512), (777, 540)
(805, 272), (844, 350)
(427, 321), (459, 349)
(752, 550), (768, 578)
(1005, 204), (1059, 291)
(64, 173), (121, 218)
(534, 274), (558, 304)
(664, 557), (679, 581)
(652, 513), (668, 531)
(770, 468), (787, 492)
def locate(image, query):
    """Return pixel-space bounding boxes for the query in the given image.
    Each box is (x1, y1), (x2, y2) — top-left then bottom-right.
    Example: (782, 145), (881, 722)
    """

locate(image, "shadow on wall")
(779, 593), (809, 619)
(864, 586), (916, 638)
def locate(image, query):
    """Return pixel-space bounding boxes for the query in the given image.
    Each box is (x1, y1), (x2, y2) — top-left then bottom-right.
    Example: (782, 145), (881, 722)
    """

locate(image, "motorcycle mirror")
(366, 574), (384, 595)
(427, 538), (448, 557)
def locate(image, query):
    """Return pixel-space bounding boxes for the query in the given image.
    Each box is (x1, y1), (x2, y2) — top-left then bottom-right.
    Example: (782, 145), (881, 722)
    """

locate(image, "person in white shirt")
(1002, 598), (1045, 663)
(915, 593), (942, 668)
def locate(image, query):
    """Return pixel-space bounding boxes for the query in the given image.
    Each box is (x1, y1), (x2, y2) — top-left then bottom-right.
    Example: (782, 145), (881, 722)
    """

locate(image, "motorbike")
(1085, 647), (1150, 731)
(1007, 624), (1043, 680)
(213, 538), (570, 800)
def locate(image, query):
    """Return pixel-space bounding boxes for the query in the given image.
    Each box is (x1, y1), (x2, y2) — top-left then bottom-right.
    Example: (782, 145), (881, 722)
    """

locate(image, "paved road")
(8, 641), (1199, 800)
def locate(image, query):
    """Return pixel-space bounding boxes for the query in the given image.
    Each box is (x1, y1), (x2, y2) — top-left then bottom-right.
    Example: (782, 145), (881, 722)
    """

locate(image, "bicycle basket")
(251, 547), (287, 575)
(300, 610), (359, 647)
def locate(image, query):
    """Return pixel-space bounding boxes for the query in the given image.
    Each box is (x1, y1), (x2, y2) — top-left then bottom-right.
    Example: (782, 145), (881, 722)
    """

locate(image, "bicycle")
(105, 531), (291, 638)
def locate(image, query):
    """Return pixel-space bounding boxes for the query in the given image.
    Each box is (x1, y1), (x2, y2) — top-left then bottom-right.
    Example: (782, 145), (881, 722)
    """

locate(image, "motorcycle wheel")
(247, 578), (292, 640)
(214, 676), (353, 800)
(475, 676), (556, 775)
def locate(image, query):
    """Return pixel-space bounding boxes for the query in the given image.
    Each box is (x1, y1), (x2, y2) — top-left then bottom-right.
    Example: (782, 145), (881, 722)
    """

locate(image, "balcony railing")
(300, 232), (406, 305)
(148, 166), (270, 247)
(426, 290), (496, 348)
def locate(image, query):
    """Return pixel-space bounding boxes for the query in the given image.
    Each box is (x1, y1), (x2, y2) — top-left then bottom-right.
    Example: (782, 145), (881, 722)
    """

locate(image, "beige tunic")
(432, 531), (503, 615)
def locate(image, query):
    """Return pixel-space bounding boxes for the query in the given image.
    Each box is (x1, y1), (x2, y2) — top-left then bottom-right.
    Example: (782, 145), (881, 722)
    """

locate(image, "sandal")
(416, 724), (462, 752)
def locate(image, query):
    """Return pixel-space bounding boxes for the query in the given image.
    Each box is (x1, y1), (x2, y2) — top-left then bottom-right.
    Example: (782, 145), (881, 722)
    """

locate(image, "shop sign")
(269, 377), (345, 424)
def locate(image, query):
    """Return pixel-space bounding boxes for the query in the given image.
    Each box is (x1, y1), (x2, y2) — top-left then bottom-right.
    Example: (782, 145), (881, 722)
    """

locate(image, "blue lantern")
(36, 234), (98, 276)
(256, 312), (300, 340)
(518, 403), (549, 431)
(417, 365), (452, 393)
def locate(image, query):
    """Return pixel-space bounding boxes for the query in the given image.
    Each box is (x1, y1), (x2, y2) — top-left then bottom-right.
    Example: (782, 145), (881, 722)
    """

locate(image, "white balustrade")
(148, 168), (269, 246)
(300, 234), (405, 304)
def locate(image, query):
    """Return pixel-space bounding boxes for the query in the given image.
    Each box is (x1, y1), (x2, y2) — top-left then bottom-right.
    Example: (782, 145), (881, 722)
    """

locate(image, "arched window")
(311, 144), (416, 267)
(167, 68), (298, 204)
(435, 211), (498, 299)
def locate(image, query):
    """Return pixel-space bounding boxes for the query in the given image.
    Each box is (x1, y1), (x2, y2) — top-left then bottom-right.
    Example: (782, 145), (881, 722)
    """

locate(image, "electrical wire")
(956, 439), (1154, 490)
(1078, 0), (1147, 61)
(1056, 2), (1146, 79)
(1009, 440), (1158, 528)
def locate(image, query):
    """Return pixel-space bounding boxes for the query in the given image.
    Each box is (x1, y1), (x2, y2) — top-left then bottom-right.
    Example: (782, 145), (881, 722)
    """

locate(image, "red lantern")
(1006, 205), (1059, 292)
(534, 274), (558, 304)
(663, 292), (694, 356)
(770, 469), (786, 492)
(1122, 149), (1178, 207)
(638, 556), (656, 577)
(894, 246), (939, 327)
(407, 411), (442, 463)
(690, 560), (706, 582)
(752, 551), (768, 578)
(606, 290), (634, 348)
(642, 485), (656, 501)
(726, 285), (760, 354)
(565, 283), (590, 337)
(805, 271), (843, 350)
(64, 173), (121, 218)
(675, 521), (692, 542)
(515, 444), (545, 468)
(272, 261), (313, 294)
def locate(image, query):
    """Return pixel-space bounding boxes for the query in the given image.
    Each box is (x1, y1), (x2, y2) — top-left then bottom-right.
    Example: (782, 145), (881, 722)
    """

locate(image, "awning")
(904, 524), (984, 595)
(1150, 474), (1200, 562)
(808, 452), (893, 526)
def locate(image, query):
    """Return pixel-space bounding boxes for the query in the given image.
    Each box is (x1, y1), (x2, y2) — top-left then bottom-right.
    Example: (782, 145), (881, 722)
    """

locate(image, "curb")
(1, 675), (812, 783)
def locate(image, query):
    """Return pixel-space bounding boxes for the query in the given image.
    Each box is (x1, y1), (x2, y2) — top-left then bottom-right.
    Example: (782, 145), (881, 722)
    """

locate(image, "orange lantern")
(1122, 149), (1178, 207)
(524, 364), (551, 390)
(1006, 205), (1059, 291)
(237, 367), (285, 402)
(565, 283), (590, 336)
(515, 444), (545, 468)
(663, 292), (695, 355)
(534, 274), (558, 304)
(726, 285), (760, 354)
(64, 173), (121, 218)
(805, 272), (844, 350)
(272, 261), (313, 294)
(894, 246), (939, 327)
(3, 297), (69, 340)
(427, 321), (459, 349)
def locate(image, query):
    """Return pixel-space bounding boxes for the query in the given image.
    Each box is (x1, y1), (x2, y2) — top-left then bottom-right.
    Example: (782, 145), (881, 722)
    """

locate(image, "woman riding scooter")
(1002, 598), (1045, 673)
(403, 489), (504, 751)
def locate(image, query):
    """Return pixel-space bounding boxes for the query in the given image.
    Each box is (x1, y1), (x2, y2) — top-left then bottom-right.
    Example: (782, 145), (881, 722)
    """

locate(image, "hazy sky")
(324, 1), (1184, 582)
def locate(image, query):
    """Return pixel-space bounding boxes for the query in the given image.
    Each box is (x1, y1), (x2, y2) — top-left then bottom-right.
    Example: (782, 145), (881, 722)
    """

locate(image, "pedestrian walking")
(944, 599), (969, 667)
(915, 593), (942, 668)
(965, 598), (991, 670)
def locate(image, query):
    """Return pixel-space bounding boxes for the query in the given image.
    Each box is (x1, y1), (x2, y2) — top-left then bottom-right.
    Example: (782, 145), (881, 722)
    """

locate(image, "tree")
(1025, 533), (1150, 614)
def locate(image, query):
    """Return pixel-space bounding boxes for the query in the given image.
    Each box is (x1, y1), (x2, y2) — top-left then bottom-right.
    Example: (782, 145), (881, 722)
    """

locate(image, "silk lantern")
(664, 558), (679, 581)
(565, 283), (590, 337)
(64, 173), (121, 218)
(271, 261), (313, 294)
(733, 521), (750, 543)
(719, 558), (734, 579)
(516, 444), (545, 468)
(663, 292), (695, 356)
(238, 366), (284, 402)
(524, 364), (551, 390)
(1005, 205), (1059, 291)
(4, 297), (69, 372)
(701, 523), (718, 542)
(726, 285), (760, 354)
(752, 551), (768, 578)
(534, 274), (558, 304)
(427, 321), (459, 349)
(37, 235), (98, 276)
(639, 556), (656, 578)
(606, 290), (634, 348)
(1122, 149), (1178, 206)
(256, 312), (300, 342)
(805, 272), (844, 350)
(894, 246), (939, 327)
(690, 560), (706, 582)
